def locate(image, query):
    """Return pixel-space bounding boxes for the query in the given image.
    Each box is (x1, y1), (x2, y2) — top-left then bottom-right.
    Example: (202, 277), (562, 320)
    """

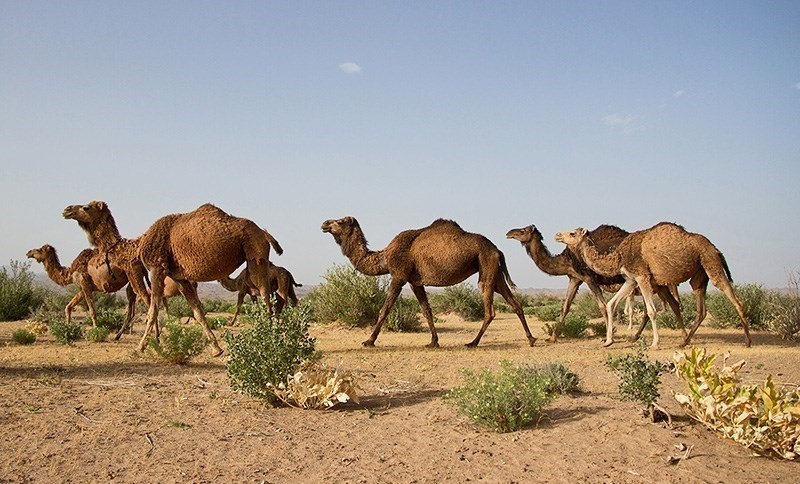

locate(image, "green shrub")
(531, 304), (561, 322)
(47, 319), (83, 344)
(571, 291), (603, 320)
(428, 283), (485, 321)
(768, 291), (800, 340)
(383, 295), (422, 332)
(95, 307), (125, 332)
(707, 283), (771, 330)
(543, 312), (588, 339)
(203, 297), (236, 314)
(165, 296), (193, 318)
(93, 291), (124, 312)
(0, 260), (47, 321)
(304, 264), (388, 327)
(147, 320), (208, 364)
(224, 302), (317, 404)
(604, 342), (665, 414)
(530, 362), (582, 395)
(446, 360), (556, 433)
(84, 326), (111, 343)
(12, 328), (36, 345)
(587, 321), (607, 337)
(654, 292), (696, 330)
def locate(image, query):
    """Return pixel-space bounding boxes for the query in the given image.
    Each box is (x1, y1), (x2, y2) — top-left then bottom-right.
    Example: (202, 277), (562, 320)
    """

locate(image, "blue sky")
(2, 1), (799, 290)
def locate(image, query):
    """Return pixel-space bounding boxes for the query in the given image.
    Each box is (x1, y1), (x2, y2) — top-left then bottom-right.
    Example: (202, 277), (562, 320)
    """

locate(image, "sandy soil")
(1, 313), (798, 483)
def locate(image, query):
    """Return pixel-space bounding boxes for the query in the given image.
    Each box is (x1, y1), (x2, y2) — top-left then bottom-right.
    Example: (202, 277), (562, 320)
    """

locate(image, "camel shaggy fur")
(321, 216), (535, 348)
(555, 222), (751, 348)
(136, 203), (283, 355)
(218, 263), (302, 325)
(26, 244), (136, 329)
(506, 225), (682, 341)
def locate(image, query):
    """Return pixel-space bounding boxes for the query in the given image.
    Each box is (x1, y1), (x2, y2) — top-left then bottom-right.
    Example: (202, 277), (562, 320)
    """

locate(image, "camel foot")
(528, 336), (537, 347)
(211, 346), (224, 357)
(744, 339), (752, 348)
(464, 341), (479, 348)
(362, 340), (376, 348)
(425, 342), (440, 349)
(602, 340), (614, 348)
(548, 335), (558, 343)
(627, 335), (640, 343)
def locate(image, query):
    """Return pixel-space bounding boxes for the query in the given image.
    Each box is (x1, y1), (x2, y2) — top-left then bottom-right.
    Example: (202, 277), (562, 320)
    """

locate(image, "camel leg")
(249, 259), (273, 314)
(177, 279), (223, 356)
(715, 281), (752, 348)
(410, 284), (438, 348)
(77, 275), (98, 326)
(635, 276), (660, 348)
(115, 285), (137, 341)
(624, 294), (634, 332)
(681, 272), (709, 347)
(463, 278), (497, 348)
(494, 278), (535, 347)
(657, 285), (686, 338)
(364, 279), (404, 347)
(551, 278), (582, 343)
(227, 292), (245, 326)
(64, 291), (84, 326)
(138, 270), (165, 352)
(604, 279), (637, 347)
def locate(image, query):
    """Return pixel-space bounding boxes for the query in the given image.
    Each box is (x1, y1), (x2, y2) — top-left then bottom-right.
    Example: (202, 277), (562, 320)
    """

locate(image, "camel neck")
(42, 253), (72, 287)
(526, 238), (569, 276)
(338, 228), (389, 276)
(83, 217), (123, 250)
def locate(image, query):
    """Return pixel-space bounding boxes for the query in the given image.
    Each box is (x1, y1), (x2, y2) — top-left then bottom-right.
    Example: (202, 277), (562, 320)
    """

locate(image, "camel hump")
(430, 218), (462, 230)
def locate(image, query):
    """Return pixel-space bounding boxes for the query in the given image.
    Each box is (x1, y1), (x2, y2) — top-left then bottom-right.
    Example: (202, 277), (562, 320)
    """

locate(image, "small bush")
(272, 361), (362, 409)
(571, 291), (604, 320)
(84, 326), (111, 343)
(383, 295), (422, 332)
(604, 342), (665, 414)
(95, 308), (125, 332)
(530, 362), (582, 395)
(203, 297), (236, 314)
(25, 321), (49, 335)
(47, 319), (83, 344)
(147, 320), (208, 364)
(12, 328), (36, 345)
(224, 302), (317, 404)
(587, 321), (606, 337)
(543, 313), (588, 339)
(767, 273), (800, 340)
(530, 304), (561, 322)
(654, 292), (696, 330)
(707, 283), (771, 330)
(445, 360), (556, 433)
(165, 296), (193, 318)
(430, 283), (485, 321)
(304, 264), (387, 327)
(0, 260), (47, 321)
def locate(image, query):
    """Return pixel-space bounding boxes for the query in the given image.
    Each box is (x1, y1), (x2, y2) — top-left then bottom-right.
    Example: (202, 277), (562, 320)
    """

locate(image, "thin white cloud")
(674, 90), (685, 97)
(338, 62), (361, 74)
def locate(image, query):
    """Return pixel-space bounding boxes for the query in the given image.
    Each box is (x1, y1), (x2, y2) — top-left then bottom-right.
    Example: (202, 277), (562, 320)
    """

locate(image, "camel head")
(321, 217), (360, 244)
(554, 227), (588, 249)
(505, 225), (543, 244)
(62, 200), (119, 246)
(26, 244), (54, 262)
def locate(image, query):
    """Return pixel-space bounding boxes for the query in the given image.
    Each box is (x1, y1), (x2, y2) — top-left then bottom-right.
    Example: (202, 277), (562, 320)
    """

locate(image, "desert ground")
(1, 311), (798, 483)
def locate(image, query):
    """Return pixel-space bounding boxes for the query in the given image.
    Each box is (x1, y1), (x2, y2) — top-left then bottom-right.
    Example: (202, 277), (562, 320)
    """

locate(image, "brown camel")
(62, 201), (152, 314)
(555, 222), (751, 348)
(506, 225), (682, 342)
(218, 263), (302, 325)
(26, 244), (137, 329)
(136, 203), (283, 355)
(321, 216), (535, 348)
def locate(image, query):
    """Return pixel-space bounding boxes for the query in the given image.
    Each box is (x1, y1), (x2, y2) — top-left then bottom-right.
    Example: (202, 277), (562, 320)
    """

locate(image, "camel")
(321, 216), (535, 348)
(506, 225), (682, 341)
(218, 263), (302, 325)
(555, 222), (752, 348)
(26, 244), (136, 328)
(136, 203), (284, 355)
(62, 201), (152, 314)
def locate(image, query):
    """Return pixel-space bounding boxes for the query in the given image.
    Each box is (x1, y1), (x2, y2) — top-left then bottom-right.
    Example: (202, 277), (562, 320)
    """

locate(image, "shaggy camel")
(555, 222), (752, 348)
(62, 202), (151, 313)
(321, 217), (535, 348)
(218, 263), (302, 325)
(506, 225), (682, 341)
(136, 203), (283, 355)
(26, 244), (136, 328)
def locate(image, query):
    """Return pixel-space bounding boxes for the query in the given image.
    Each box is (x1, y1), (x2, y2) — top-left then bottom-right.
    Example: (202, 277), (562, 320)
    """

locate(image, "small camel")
(26, 244), (136, 328)
(218, 263), (302, 325)
(136, 203), (283, 355)
(555, 222), (752, 348)
(506, 225), (682, 341)
(321, 216), (535, 348)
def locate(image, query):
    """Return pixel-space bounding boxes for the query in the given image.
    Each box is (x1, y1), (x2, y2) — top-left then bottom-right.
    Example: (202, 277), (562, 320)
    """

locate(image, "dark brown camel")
(218, 263), (302, 325)
(506, 225), (682, 342)
(136, 204), (283, 355)
(321, 216), (535, 348)
(556, 222), (751, 348)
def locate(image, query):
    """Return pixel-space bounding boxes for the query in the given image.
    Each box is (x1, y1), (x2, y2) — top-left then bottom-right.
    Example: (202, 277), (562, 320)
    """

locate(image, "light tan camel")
(506, 225), (682, 341)
(555, 222), (751, 348)
(62, 201), (151, 313)
(218, 263), (302, 325)
(321, 217), (535, 348)
(136, 203), (283, 355)
(26, 244), (136, 328)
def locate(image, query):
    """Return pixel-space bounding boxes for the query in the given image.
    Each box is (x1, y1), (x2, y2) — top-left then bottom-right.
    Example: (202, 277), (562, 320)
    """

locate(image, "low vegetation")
(605, 342), (667, 422)
(84, 326), (111, 343)
(272, 361), (362, 409)
(674, 347), (800, 460)
(147, 320), (208, 364)
(11, 328), (36, 345)
(0, 260), (47, 321)
(46, 318), (83, 344)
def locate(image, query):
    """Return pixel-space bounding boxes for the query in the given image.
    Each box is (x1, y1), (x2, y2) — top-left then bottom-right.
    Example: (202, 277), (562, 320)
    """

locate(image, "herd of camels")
(26, 201), (752, 357)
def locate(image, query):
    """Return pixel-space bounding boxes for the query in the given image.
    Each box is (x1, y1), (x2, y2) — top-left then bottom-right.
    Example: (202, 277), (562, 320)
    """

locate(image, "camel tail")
(719, 251), (734, 283)
(499, 251), (517, 289)
(263, 229), (284, 256)
(290, 274), (303, 288)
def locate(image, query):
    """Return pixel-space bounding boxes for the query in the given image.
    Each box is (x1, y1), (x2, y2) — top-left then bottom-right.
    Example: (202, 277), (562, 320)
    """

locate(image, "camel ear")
(576, 228), (587, 237)
(90, 201), (107, 211)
